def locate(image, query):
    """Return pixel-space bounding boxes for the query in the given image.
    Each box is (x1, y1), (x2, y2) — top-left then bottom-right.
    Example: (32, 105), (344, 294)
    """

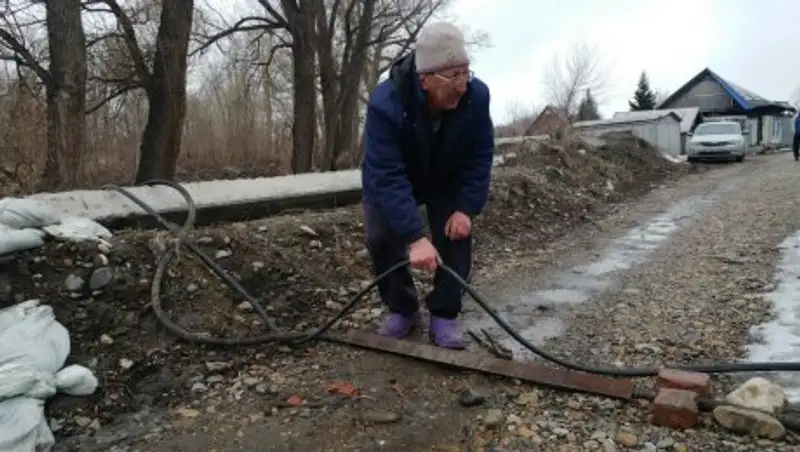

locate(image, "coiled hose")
(103, 180), (800, 378)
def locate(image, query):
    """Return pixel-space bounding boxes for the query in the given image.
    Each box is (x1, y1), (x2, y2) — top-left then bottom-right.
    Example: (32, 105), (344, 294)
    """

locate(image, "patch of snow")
(747, 233), (800, 403)
(661, 153), (687, 163)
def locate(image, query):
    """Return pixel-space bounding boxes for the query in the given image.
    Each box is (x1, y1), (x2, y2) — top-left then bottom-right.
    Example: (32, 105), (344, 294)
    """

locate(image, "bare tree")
(315, 0), (453, 170)
(0, 0), (86, 190)
(495, 100), (541, 138)
(542, 41), (610, 120)
(195, 0), (454, 173)
(89, 0), (195, 182)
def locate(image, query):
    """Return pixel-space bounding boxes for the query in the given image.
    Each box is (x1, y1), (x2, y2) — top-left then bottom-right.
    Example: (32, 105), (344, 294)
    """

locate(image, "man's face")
(420, 65), (471, 111)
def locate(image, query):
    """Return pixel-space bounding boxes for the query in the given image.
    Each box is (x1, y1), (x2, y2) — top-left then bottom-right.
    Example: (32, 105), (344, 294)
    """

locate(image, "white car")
(686, 121), (748, 163)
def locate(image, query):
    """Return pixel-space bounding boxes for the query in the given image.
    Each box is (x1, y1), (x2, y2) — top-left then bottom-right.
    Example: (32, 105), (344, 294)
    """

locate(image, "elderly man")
(360, 22), (494, 349)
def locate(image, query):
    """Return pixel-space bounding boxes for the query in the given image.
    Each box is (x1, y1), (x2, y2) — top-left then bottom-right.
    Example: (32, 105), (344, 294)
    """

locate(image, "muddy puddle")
(747, 233), (800, 402)
(465, 195), (717, 360)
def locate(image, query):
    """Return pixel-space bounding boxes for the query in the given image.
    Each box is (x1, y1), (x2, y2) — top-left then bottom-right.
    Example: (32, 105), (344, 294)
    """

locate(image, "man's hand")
(445, 211), (471, 240)
(409, 237), (439, 271)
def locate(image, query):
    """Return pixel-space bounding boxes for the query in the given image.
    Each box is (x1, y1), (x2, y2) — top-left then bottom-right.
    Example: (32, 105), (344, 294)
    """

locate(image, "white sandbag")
(0, 198), (61, 230)
(0, 300), (98, 452)
(54, 365), (98, 397)
(0, 229), (46, 256)
(43, 216), (112, 242)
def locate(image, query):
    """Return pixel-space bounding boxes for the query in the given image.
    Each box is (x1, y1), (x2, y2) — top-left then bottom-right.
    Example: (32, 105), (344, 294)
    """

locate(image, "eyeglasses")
(433, 70), (474, 84)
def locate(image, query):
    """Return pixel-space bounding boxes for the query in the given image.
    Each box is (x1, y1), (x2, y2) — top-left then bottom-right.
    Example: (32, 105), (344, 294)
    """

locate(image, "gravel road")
(114, 154), (797, 452)
(43, 152), (800, 451)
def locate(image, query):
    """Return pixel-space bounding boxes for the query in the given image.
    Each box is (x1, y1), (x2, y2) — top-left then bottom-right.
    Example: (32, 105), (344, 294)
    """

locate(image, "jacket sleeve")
(455, 87), (494, 217)
(362, 101), (426, 245)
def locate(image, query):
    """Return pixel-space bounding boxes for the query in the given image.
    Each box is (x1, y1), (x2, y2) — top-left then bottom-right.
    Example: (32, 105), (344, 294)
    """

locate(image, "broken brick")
(657, 368), (711, 397)
(650, 388), (699, 429)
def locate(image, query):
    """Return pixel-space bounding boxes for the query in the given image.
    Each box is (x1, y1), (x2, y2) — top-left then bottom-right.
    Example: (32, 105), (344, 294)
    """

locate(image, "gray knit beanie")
(414, 22), (470, 74)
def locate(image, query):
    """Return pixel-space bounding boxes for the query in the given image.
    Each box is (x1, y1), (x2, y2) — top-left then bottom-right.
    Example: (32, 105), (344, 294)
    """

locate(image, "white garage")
(572, 112), (683, 157)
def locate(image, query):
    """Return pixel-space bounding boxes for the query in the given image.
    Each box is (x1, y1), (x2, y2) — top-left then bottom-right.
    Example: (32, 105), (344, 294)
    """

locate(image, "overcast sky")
(205, 0), (799, 125)
(451, 0), (800, 123)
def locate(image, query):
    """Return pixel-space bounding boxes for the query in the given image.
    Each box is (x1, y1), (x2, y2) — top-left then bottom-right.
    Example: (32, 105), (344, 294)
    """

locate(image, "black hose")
(103, 181), (800, 378)
(103, 181), (279, 332)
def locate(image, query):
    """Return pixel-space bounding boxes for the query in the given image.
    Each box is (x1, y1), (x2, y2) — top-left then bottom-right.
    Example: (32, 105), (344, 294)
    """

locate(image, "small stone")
(362, 409), (400, 424)
(64, 274), (84, 292)
(99, 334), (114, 345)
(93, 254), (109, 267)
(237, 301), (253, 312)
(515, 391), (539, 406)
(601, 438), (617, 452)
(458, 389), (486, 407)
(74, 416), (92, 427)
(242, 377), (259, 387)
(97, 241), (112, 254)
(205, 361), (232, 372)
(516, 426), (536, 438)
(119, 358), (134, 370)
(298, 225), (317, 237)
(191, 382), (207, 393)
(206, 375), (224, 384)
(725, 377), (787, 414)
(566, 399), (581, 410)
(712, 405), (785, 440)
(186, 283), (199, 293)
(483, 409), (503, 428)
(655, 437), (675, 449)
(176, 408), (200, 418)
(215, 249), (232, 259)
(89, 266), (114, 290)
(615, 430), (638, 447)
(506, 414), (523, 424)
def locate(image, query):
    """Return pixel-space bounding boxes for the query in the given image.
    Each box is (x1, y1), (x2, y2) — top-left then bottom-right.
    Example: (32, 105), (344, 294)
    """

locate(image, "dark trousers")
(793, 135), (800, 161)
(363, 200), (472, 319)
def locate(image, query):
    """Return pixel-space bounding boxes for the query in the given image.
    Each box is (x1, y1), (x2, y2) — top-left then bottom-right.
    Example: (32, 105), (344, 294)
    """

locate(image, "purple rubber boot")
(429, 316), (467, 350)
(379, 312), (422, 339)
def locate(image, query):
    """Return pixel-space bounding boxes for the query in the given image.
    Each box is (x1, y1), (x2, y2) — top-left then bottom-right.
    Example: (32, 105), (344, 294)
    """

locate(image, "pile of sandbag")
(0, 300), (99, 451)
(0, 198), (112, 258)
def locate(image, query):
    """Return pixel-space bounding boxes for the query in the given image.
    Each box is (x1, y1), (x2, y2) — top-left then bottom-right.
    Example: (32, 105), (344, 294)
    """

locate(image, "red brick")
(650, 388), (699, 429)
(657, 368), (711, 397)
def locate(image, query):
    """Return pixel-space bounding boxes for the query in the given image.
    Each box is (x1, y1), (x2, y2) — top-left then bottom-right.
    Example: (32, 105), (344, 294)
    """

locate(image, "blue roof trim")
(705, 70), (750, 110)
(658, 68), (792, 113)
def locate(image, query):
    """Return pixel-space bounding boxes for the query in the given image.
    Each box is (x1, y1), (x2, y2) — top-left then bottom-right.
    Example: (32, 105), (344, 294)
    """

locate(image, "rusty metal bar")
(331, 331), (635, 400)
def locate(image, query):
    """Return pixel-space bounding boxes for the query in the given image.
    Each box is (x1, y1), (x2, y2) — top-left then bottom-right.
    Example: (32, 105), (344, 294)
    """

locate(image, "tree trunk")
(135, 0), (194, 183)
(315, 17), (338, 171)
(262, 66), (274, 150)
(43, 0), (86, 190)
(288, 4), (316, 174)
(329, 0), (375, 170)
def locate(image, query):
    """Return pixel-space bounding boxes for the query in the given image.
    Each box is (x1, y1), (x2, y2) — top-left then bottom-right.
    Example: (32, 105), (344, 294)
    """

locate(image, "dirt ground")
(0, 134), (717, 451)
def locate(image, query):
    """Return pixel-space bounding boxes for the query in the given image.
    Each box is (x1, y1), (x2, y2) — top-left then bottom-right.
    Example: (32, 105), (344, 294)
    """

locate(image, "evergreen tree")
(629, 71), (657, 110)
(576, 89), (600, 121)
